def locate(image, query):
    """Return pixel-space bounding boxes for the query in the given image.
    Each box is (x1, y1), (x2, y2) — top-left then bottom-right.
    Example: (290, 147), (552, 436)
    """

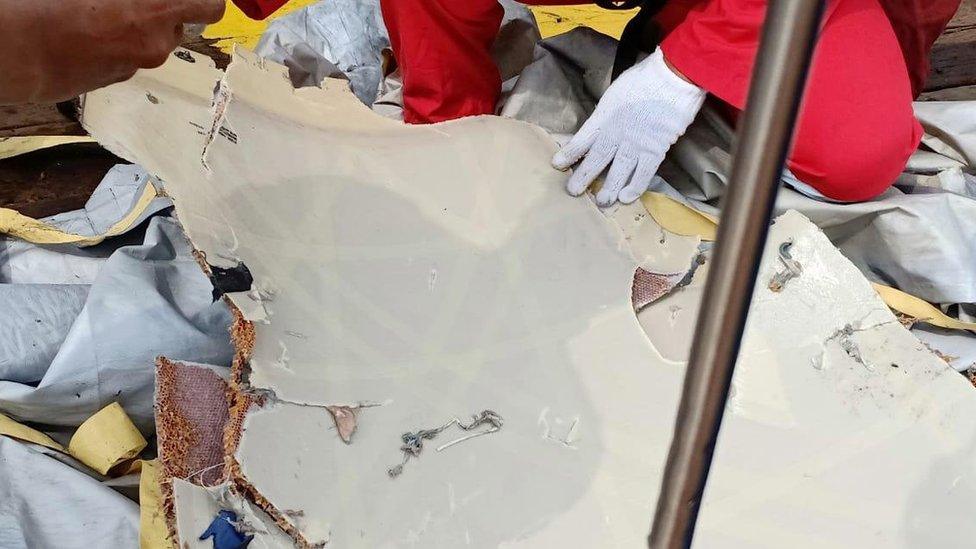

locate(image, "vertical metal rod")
(648, 1), (826, 547)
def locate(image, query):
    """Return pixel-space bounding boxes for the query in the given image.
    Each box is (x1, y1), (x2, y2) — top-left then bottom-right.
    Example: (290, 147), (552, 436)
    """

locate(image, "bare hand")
(0, 0), (225, 104)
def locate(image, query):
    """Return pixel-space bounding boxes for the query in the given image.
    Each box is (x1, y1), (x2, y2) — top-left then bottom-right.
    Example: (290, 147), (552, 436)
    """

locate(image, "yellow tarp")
(1, 402), (152, 477)
(139, 459), (176, 549)
(0, 136), (95, 161)
(640, 192), (718, 241)
(68, 402), (149, 475)
(204, 1), (632, 53)
(873, 283), (976, 332)
(0, 412), (66, 452)
(531, 6), (635, 39)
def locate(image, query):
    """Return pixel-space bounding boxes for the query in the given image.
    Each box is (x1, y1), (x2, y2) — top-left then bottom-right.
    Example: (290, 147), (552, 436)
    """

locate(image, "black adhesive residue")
(174, 50), (196, 63)
(209, 262), (254, 301)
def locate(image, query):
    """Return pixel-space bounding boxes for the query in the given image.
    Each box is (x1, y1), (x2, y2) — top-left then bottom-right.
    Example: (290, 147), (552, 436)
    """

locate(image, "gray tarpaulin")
(651, 104), (976, 306)
(914, 325), (976, 372)
(255, 0), (389, 105)
(0, 215), (235, 432)
(0, 167), (234, 432)
(499, 28), (615, 141)
(0, 165), (234, 548)
(0, 164), (171, 285)
(42, 164), (172, 238)
(0, 438), (139, 549)
(0, 284), (89, 384)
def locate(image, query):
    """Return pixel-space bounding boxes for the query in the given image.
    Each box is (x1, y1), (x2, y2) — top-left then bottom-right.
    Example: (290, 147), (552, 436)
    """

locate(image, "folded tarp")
(0, 167), (234, 433)
(0, 438), (139, 549)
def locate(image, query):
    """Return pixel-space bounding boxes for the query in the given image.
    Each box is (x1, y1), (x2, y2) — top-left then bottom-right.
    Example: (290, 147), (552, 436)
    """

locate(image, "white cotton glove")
(552, 48), (706, 206)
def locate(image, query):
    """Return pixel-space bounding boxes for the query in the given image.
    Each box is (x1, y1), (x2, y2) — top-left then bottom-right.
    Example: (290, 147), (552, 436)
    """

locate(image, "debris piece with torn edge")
(83, 47), (976, 548)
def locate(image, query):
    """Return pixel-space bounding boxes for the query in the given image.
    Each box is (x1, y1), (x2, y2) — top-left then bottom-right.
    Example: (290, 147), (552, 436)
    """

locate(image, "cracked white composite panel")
(83, 49), (976, 548)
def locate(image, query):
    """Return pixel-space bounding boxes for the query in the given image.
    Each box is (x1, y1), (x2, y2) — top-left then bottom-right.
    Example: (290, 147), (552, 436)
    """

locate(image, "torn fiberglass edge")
(82, 48), (976, 548)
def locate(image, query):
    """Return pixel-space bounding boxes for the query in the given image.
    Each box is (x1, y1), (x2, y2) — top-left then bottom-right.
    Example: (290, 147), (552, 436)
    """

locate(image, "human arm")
(0, 0), (225, 105)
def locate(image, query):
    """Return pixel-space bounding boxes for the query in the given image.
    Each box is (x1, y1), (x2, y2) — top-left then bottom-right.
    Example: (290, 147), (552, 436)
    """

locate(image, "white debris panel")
(82, 48), (976, 548)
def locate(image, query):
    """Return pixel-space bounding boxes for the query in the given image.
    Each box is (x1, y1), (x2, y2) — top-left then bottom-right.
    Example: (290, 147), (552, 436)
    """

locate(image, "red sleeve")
(232, 0), (290, 20)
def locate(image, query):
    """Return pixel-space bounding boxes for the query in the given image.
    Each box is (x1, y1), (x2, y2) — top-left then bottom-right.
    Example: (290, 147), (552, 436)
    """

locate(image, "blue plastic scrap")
(199, 510), (254, 549)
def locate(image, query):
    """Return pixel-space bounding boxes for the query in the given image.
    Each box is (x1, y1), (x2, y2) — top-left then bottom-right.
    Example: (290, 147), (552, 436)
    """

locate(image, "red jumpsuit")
(234, 0), (960, 201)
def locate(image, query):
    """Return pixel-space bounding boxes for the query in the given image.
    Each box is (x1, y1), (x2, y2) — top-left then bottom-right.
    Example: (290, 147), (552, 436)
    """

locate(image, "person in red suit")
(236, 0), (960, 204)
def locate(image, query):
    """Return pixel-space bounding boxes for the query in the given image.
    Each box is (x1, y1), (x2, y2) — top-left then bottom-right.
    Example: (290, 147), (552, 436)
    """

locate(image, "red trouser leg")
(378, 0), (692, 125)
(661, 0), (923, 201)
(381, 0), (595, 124)
(380, 0), (504, 124)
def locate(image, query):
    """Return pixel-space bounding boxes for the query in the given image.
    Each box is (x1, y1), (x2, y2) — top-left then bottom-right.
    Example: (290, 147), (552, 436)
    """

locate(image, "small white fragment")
(539, 408), (581, 448)
(668, 305), (681, 325)
(447, 483), (456, 514)
(249, 277), (279, 302)
(273, 341), (290, 371)
(226, 291), (270, 324)
(537, 407), (551, 440)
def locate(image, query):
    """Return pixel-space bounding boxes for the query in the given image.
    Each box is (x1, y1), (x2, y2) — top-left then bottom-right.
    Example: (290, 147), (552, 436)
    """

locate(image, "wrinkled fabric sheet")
(41, 163), (173, 238)
(0, 165), (234, 549)
(0, 164), (170, 285)
(0, 438), (139, 549)
(0, 167), (235, 433)
(255, 0), (389, 105)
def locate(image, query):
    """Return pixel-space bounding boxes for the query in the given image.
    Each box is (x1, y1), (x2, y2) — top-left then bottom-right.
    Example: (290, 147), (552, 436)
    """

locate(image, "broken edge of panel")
(85, 48), (976, 548)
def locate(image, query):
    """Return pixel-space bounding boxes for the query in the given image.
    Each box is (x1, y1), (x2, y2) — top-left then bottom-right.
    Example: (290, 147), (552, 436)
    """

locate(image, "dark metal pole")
(648, 1), (826, 547)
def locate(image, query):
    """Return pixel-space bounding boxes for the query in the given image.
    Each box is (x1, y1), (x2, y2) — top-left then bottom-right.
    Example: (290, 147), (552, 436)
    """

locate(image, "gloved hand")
(0, 0), (225, 105)
(552, 48), (706, 206)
